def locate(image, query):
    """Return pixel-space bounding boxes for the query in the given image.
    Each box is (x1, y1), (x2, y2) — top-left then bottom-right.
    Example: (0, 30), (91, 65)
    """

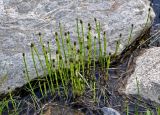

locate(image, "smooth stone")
(125, 47), (160, 104)
(101, 107), (120, 115)
(0, 0), (155, 94)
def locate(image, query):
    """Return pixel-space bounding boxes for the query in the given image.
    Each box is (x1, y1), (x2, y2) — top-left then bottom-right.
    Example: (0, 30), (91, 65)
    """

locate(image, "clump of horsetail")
(55, 32), (70, 95)
(72, 42), (85, 95)
(30, 43), (45, 97)
(33, 40), (53, 96)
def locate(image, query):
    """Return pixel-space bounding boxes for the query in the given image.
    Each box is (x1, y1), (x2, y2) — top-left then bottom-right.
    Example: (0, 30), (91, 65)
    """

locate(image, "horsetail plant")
(76, 19), (82, 52)
(69, 58), (76, 96)
(114, 34), (121, 58)
(80, 19), (85, 58)
(94, 36), (97, 71)
(59, 22), (67, 61)
(65, 32), (72, 59)
(106, 54), (111, 80)
(22, 53), (37, 102)
(157, 107), (160, 115)
(128, 24), (134, 45)
(103, 31), (107, 68)
(30, 43), (45, 97)
(95, 18), (102, 60)
(79, 20), (85, 76)
(43, 81), (47, 96)
(33, 42), (46, 76)
(87, 23), (92, 71)
(9, 91), (17, 115)
(55, 50), (61, 96)
(58, 55), (68, 96)
(55, 32), (62, 56)
(38, 33), (52, 94)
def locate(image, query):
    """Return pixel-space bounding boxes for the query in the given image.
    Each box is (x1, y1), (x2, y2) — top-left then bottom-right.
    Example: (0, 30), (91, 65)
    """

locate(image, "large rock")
(125, 47), (160, 104)
(0, 0), (155, 94)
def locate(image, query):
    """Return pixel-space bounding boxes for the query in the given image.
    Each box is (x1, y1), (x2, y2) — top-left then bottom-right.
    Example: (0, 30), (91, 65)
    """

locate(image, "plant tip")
(86, 45), (89, 50)
(69, 58), (73, 63)
(131, 24), (134, 27)
(55, 32), (58, 36)
(38, 32), (42, 36)
(22, 53), (25, 57)
(59, 55), (62, 60)
(148, 8), (151, 12)
(66, 39), (69, 43)
(80, 20), (83, 24)
(56, 50), (59, 54)
(119, 33), (122, 37)
(88, 23), (91, 27)
(30, 43), (34, 47)
(52, 59), (55, 63)
(94, 18), (97, 22)
(77, 49), (80, 53)
(88, 26), (91, 31)
(87, 35), (89, 39)
(64, 32), (67, 36)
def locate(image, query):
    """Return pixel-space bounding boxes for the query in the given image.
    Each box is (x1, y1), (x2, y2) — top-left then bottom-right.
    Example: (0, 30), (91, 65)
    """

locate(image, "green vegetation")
(0, 16), (159, 115)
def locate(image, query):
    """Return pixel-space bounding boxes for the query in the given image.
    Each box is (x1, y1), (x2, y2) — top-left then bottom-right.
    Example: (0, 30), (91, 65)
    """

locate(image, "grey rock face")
(101, 107), (120, 115)
(125, 47), (160, 104)
(0, 0), (155, 94)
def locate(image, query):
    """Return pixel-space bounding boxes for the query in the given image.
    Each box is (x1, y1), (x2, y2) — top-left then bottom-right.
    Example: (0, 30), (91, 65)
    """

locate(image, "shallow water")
(151, 0), (160, 24)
